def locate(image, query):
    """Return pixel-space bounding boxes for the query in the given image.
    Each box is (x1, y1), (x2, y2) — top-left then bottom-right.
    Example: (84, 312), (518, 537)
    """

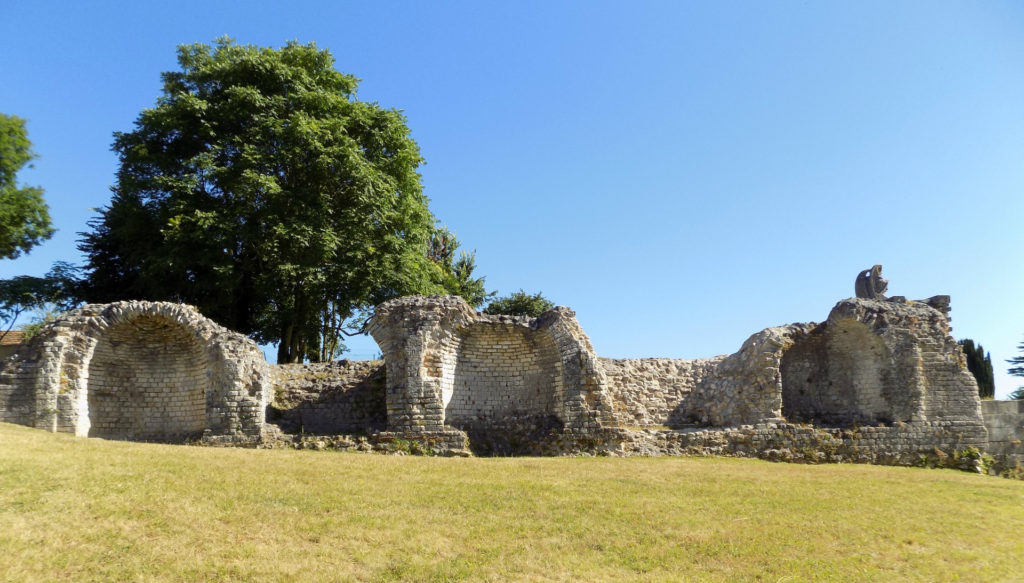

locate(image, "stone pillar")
(533, 307), (615, 430)
(368, 296), (475, 433)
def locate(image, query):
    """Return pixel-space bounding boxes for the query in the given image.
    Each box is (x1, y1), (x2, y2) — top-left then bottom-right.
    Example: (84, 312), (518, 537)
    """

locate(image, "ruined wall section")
(0, 301), (269, 442)
(981, 400), (1024, 464)
(87, 315), (209, 441)
(268, 360), (386, 434)
(368, 296), (475, 433)
(535, 306), (614, 431)
(0, 340), (45, 427)
(685, 324), (817, 427)
(601, 357), (723, 428)
(368, 296), (613, 435)
(600, 296), (986, 442)
(779, 298), (983, 428)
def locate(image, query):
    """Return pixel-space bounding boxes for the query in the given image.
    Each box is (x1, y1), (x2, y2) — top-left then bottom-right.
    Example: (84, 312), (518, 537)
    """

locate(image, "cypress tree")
(959, 339), (995, 399)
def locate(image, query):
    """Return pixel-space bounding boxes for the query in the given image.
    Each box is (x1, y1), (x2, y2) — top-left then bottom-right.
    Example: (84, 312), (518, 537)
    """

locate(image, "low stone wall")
(982, 400), (1024, 463)
(263, 420), (989, 469)
(601, 357), (723, 428)
(476, 421), (989, 469)
(262, 429), (470, 457)
(267, 360), (386, 434)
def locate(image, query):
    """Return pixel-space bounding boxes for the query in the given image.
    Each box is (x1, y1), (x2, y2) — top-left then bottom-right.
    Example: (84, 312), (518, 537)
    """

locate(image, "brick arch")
(0, 301), (269, 442)
(85, 313), (210, 441)
(780, 318), (899, 426)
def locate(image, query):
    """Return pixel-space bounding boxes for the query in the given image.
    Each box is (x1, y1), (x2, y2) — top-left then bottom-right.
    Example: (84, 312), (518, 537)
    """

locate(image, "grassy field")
(1, 422), (1023, 582)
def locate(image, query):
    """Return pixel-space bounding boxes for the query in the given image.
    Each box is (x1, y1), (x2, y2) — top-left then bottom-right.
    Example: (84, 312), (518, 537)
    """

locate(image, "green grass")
(1, 422), (1023, 582)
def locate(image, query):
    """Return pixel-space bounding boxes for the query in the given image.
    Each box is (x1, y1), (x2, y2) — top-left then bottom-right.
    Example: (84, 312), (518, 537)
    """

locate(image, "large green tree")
(0, 114), (53, 259)
(79, 38), (444, 363)
(958, 339), (994, 399)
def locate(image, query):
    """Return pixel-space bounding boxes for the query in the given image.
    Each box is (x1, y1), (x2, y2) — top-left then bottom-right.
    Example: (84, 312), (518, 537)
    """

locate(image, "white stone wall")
(447, 323), (563, 425)
(87, 315), (209, 440)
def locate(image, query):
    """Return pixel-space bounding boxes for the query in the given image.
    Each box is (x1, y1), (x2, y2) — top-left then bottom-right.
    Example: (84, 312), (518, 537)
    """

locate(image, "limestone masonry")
(1, 271), (1020, 472)
(0, 301), (268, 442)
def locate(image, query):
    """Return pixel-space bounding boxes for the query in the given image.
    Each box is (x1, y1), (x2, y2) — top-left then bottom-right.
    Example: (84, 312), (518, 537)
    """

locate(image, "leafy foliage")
(483, 290), (555, 317)
(0, 262), (81, 332)
(78, 38), (444, 363)
(0, 114), (53, 259)
(427, 226), (494, 309)
(1009, 388), (1024, 401)
(958, 339), (994, 399)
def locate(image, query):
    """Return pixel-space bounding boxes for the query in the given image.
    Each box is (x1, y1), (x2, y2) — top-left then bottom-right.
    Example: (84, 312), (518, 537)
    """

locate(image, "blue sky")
(3, 2), (1023, 396)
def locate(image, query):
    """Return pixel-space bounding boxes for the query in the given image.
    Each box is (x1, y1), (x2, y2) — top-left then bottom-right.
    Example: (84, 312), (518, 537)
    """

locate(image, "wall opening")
(87, 315), (209, 441)
(780, 326), (832, 424)
(781, 320), (896, 426)
(446, 324), (563, 428)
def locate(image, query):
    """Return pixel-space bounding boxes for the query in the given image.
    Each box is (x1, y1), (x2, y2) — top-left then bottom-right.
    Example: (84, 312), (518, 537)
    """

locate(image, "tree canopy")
(79, 38), (452, 363)
(0, 114), (53, 260)
(428, 226), (493, 309)
(483, 290), (555, 317)
(958, 339), (995, 399)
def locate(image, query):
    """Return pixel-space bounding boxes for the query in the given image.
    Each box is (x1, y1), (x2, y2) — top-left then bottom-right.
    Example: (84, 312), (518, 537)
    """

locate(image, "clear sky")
(3, 2), (1023, 397)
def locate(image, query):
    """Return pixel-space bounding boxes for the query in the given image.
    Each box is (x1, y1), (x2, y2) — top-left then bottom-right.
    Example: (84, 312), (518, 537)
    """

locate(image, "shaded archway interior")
(780, 320), (897, 426)
(87, 314), (209, 441)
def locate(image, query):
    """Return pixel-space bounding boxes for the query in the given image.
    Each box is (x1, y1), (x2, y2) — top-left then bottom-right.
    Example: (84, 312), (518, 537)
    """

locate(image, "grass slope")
(1, 422), (1022, 582)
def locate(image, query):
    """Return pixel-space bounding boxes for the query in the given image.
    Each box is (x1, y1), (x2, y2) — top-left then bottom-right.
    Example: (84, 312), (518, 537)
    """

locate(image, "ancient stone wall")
(0, 301), (269, 442)
(601, 357), (722, 428)
(87, 315), (209, 441)
(0, 287), (1003, 466)
(685, 324), (817, 427)
(982, 400), (1024, 464)
(268, 360), (386, 434)
(778, 297), (982, 428)
(367, 296), (613, 436)
(448, 322), (563, 424)
(471, 422), (988, 468)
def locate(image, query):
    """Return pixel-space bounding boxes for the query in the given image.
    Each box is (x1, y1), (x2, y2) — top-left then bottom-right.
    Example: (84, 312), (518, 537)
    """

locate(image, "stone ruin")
(0, 301), (268, 442)
(1, 268), (1021, 471)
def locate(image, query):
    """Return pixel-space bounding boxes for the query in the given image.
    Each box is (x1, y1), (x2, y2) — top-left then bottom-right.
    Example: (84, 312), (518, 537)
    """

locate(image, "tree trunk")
(277, 322), (295, 364)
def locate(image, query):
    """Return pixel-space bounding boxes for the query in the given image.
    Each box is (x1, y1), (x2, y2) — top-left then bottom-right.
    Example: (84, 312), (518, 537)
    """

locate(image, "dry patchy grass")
(1, 422), (1022, 582)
